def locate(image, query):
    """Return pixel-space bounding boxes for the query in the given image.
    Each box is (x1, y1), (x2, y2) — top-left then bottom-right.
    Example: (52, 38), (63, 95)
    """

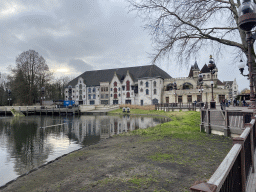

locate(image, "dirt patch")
(1, 133), (232, 192)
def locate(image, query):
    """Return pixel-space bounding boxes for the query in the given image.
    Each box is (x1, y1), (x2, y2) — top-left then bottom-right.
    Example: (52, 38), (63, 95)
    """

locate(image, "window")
(79, 84), (82, 89)
(101, 87), (104, 92)
(126, 81), (130, 91)
(119, 94), (121, 97)
(114, 88), (117, 93)
(114, 94), (117, 99)
(140, 88), (143, 92)
(111, 88), (112, 91)
(114, 81), (117, 86)
(146, 82), (149, 87)
(146, 89), (149, 95)
(197, 95), (201, 102)
(105, 87), (108, 92)
(178, 96), (182, 103)
(88, 94), (91, 99)
(153, 81), (156, 87)
(105, 94), (109, 98)
(126, 92), (130, 98)
(122, 86), (125, 91)
(207, 74), (210, 79)
(140, 81), (143, 86)
(101, 94), (104, 99)
(84, 95), (85, 98)
(187, 95), (192, 103)
(154, 89), (157, 94)
(93, 94), (96, 99)
(119, 87), (120, 91)
(88, 88), (91, 93)
(93, 88), (95, 92)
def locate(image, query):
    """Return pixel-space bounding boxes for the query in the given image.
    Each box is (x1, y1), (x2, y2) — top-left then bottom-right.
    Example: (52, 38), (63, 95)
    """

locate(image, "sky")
(0, 0), (249, 91)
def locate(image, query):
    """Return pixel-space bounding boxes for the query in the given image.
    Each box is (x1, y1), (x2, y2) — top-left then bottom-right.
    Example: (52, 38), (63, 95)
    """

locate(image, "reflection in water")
(0, 115), (169, 187)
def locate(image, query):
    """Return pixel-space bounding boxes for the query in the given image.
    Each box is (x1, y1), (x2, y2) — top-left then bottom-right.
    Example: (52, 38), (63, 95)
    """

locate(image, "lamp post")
(41, 87), (45, 109)
(173, 82), (177, 105)
(208, 55), (216, 109)
(68, 85), (72, 108)
(7, 89), (11, 106)
(238, 0), (256, 108)
(198, 73), (204, 108)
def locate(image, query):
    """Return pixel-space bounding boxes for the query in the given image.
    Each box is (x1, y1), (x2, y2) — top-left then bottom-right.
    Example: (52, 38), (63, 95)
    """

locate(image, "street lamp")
(208, 55), (216, 109)
(7, 89), (11, 106)
(41, 87), (45, 109)
(198, 73), (204, 108)
(238, 0), (256, 107)
(173, 82), (177, 105)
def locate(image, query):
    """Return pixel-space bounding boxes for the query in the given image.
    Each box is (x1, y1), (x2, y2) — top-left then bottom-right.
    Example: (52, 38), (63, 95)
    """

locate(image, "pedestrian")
(233, 99), (236, 106)
(243, 99), (246, 107)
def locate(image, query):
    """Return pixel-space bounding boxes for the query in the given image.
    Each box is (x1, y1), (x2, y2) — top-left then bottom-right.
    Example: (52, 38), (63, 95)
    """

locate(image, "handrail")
(190, 115), (256, 192)
(208, 144), (242, 191)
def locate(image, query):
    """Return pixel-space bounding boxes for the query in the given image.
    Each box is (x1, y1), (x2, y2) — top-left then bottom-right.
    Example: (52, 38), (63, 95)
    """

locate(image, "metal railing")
(155, 102), (204, 111)
(190, 118), (256, 192)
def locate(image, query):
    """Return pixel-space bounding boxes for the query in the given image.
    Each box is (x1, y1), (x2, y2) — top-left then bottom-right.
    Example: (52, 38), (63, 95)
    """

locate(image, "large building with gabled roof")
(65, 62), (238, 106)
(65, 65), (171, 105)
(162, 61), (238, 104)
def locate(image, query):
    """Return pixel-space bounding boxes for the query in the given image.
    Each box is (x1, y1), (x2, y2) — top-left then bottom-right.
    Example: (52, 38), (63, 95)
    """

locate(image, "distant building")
(163, 61), (237, 104)
(65, 65), (171, 105)
(65, 63), (238, 105)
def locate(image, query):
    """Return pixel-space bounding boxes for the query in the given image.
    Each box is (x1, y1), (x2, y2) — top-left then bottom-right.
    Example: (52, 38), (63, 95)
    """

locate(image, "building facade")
(65, 64), (238, 105)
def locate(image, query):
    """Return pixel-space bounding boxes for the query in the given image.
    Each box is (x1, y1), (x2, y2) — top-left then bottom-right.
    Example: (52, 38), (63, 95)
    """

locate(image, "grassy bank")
(2, 109), (233, 192)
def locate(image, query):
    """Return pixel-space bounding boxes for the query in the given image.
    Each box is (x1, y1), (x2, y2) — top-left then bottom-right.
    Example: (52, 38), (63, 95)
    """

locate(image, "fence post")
(224, 110), (230, 137)
(200, 110), (205, 132)
(205, 109), (211, 134)
(233, 137), (246, 192)
(190, 183), (217, 192)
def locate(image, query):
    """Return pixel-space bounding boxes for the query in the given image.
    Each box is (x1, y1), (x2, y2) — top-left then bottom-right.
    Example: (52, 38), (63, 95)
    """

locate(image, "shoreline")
(1, 110), (233, 192)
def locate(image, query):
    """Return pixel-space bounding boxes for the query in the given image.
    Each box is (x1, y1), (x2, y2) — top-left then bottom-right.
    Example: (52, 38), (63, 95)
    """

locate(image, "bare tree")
(127, 0), (247, 65)
(9, 50), (52, 105)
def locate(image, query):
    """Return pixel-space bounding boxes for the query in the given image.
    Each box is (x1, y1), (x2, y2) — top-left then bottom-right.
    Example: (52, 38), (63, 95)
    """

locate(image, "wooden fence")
(190, 116), (256, 192)
(201, 109), (253, 136)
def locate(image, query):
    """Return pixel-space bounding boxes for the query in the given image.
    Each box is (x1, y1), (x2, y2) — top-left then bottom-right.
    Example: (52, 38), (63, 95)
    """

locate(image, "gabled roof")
(188, 61), (200, 77)
(216, 79), (224, 85)
(223, 81), (233, 86)
(67, 65), (171, 87)
(200, 64), (211, 73)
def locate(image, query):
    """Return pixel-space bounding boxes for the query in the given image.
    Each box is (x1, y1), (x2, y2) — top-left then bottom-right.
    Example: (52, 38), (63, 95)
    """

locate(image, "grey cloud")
(68, 59), (94, 72)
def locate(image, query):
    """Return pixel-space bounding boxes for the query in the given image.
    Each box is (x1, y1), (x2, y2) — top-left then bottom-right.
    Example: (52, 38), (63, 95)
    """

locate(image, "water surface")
(0, 115), (168, 187)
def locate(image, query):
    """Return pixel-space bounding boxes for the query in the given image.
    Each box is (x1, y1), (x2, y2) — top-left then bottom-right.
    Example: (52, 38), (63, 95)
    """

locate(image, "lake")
(0, 114), (169, 187)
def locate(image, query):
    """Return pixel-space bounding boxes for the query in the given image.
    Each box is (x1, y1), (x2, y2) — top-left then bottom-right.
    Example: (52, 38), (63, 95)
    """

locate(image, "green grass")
(110, 109), (202, 141)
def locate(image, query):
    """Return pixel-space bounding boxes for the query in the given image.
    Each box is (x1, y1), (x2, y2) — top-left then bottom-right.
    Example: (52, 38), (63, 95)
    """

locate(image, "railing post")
(200, 110), (205, 132)
(224, 110), (230, 137)
(250, 127), (255, 173)
(205, 109), (211, 134)
(190, 183), (217, 192)
(233, 137), (246, 192)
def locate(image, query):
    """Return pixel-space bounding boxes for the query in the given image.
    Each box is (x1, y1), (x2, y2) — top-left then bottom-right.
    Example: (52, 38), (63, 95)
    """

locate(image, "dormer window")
(114, 81), (117, 86)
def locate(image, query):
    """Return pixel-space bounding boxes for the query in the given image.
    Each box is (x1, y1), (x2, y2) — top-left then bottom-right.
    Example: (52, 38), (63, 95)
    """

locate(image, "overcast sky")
(0, 0), (249, 91)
